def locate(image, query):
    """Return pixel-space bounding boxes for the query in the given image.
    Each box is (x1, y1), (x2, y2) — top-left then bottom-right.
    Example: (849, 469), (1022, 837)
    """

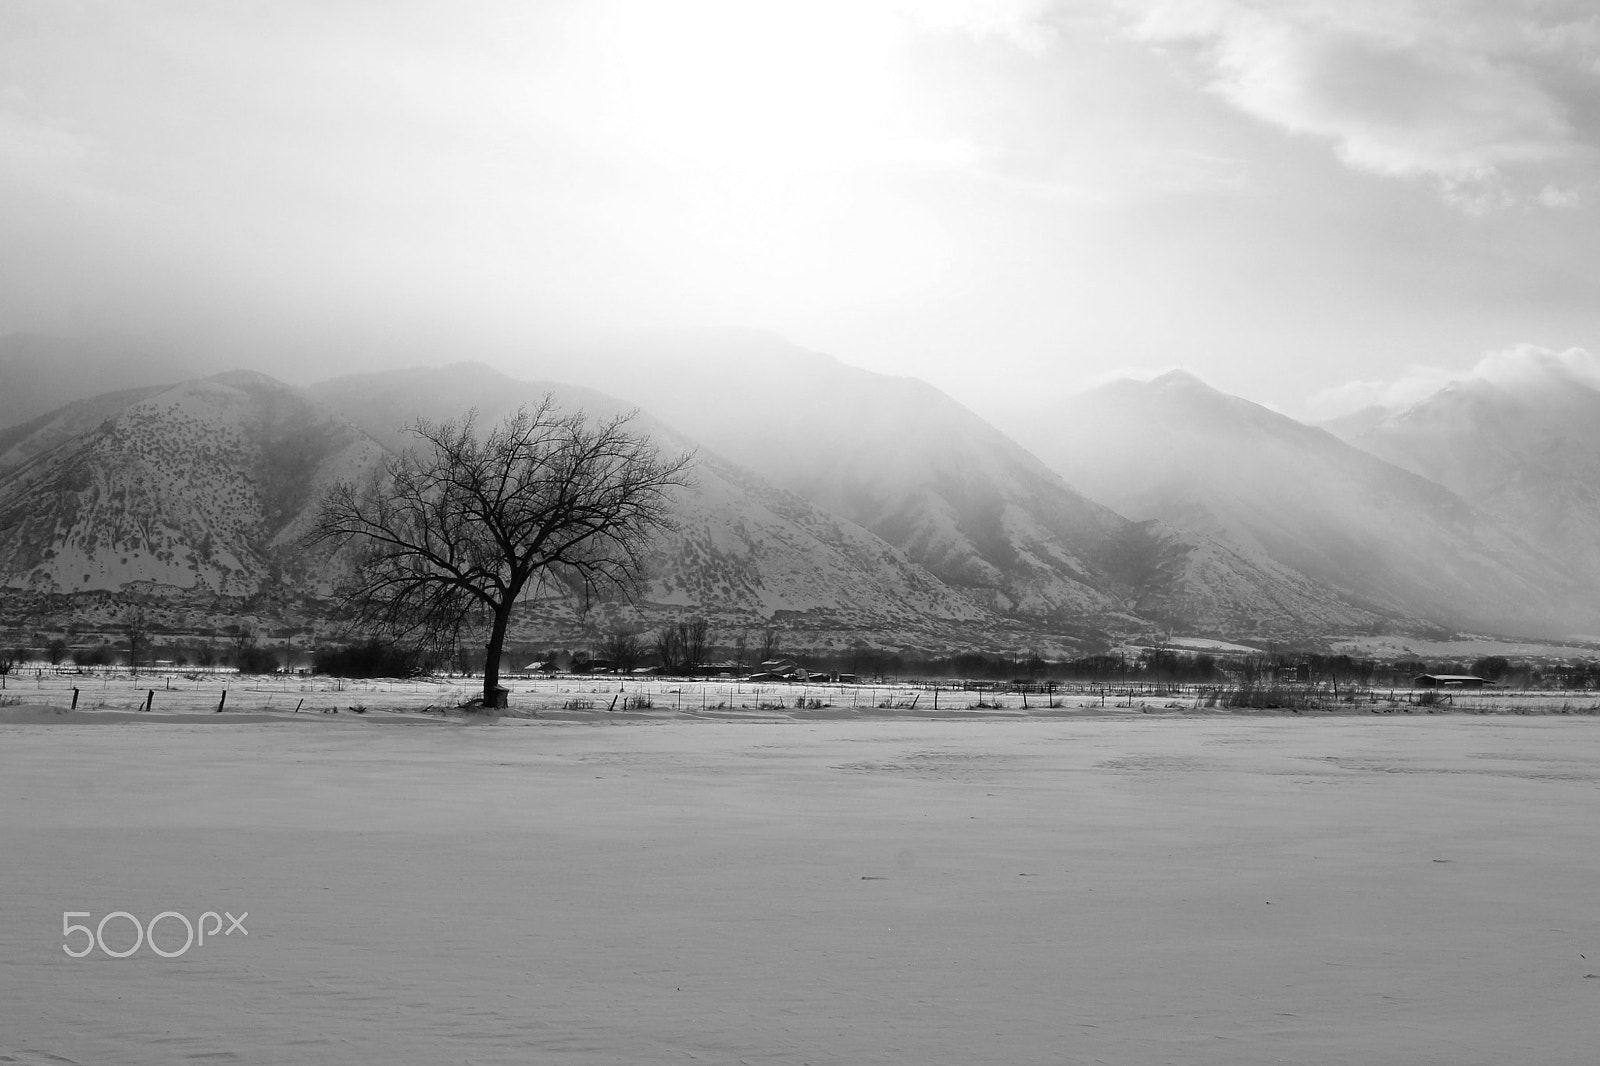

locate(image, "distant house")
(522, 661), (558, 674)
(1009, 678), (1057, 693)
(751, 658), (804, 681)
(1413, 674), (1494, 689)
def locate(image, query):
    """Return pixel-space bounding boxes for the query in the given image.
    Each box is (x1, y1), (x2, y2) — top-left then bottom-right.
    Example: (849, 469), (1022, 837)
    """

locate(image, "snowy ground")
(5, 668), (1599, 719)
(2, 706), (1599, 1064)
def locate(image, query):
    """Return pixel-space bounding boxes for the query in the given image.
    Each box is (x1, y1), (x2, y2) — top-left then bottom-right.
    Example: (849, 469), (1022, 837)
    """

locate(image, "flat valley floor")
(2, 713), (1598, 1064)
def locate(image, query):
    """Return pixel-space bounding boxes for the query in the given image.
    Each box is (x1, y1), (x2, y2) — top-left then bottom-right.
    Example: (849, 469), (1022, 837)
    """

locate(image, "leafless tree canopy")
(123, 609), (150, 675)
(654, 616), (709, 676)
(600, 628), (644, 674)
(309, 397), (693, 706)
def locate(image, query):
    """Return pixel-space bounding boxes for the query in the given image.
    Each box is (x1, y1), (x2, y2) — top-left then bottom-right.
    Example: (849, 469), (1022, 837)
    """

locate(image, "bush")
(1220, 679), (1322, 711)
(76, 645), (114, 668)
(313, 640), (425, 678)
(235, 644), (282, 674)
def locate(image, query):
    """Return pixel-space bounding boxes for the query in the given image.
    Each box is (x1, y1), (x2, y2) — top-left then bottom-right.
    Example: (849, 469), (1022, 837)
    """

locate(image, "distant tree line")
(312, 639), (428, 678)
(11, 603), (1600, 691)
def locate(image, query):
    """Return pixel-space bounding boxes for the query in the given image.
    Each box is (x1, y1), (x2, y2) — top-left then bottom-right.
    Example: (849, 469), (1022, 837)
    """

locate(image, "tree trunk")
(482, 607), (511, 709)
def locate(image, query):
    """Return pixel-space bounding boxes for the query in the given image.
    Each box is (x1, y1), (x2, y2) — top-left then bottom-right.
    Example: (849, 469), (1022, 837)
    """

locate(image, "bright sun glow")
(557, 0), (908, 173)
(532, 0), (956, 316)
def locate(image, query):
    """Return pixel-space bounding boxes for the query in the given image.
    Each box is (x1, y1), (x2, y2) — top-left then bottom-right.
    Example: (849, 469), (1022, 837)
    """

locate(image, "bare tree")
(309, 399), (692, 708)
(601, 628), (644, 673)
(682, 617), (709, 674)
(124, 610), (150, 676)
(0, 649), (13, 689)
(757, 627), (781, 664)
(653, 617), (709, 675)
(653, 625), (683, 675)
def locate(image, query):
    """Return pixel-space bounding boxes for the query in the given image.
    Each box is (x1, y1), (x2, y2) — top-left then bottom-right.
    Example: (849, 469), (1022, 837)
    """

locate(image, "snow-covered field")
(7, 668), (1600, 719)
(3, 703), (1599, 1063)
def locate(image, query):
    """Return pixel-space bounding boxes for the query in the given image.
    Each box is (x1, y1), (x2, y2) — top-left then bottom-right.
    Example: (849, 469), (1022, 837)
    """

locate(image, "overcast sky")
(3, 0), (1598, 419)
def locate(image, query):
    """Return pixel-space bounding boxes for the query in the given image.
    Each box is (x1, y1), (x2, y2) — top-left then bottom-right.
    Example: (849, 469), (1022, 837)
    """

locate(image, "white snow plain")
(2, 710), (1598, 1064)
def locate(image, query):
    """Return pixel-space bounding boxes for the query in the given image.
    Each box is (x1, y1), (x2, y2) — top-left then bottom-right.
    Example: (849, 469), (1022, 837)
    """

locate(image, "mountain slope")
(0, 364), (1001, 643)
(0, 332), (208, 431)
(0, 383), (170, 477)
(1333, 359), (1600, 587)
(1018, 371), (1595, 637)
(516, 333), (1421, 638)
(0, 372), (384, 597)
(518, 334), (1143, 620)
(308, 363), (999, 640)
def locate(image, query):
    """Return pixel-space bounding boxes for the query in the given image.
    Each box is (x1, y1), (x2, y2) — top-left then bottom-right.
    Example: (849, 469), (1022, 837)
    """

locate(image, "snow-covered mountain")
(505, 333), (1135, 620)
(307, 363), (999, 642)
(0, 371), (383, 598)
(1330, 356), (1600, 588)
(0, 332), (209, 432)
(514, 332), (1363, 635)
(0, 365), (1005, 646)
(8, 329), (1599, 647)
(1018, 370), (1597, 638)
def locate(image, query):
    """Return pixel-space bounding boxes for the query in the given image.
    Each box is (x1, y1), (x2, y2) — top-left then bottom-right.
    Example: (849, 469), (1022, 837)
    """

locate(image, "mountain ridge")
(1017, 370), (1597, 638)
(1333, 362), (1600, 589)
(5, 331), (1596, 647)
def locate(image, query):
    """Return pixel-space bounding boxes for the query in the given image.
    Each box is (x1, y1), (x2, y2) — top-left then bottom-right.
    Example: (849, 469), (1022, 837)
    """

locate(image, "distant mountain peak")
(1148, 368), (1211, 389)
(204, 369), (295, 393)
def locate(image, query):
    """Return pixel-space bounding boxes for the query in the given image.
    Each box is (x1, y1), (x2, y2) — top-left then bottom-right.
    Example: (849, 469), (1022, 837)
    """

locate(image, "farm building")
(750, 658), (805, 681)
(1413, 674), (1494, 689)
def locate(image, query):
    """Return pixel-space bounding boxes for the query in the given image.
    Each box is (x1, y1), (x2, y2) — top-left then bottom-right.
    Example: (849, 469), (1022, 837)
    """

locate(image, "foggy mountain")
(1332, 358), (1600, 587)
(310, 357), (1424, 639)
(1017, 370), (1597, 638)
(0, 333), (211, 432)
(0, 361), (1006, 648)
(0, 384), (171, 477)
(7, 330), (1599, 646)
(0, 371), (383, 599)
(308, 363), (1001, 644)
(512, 334), (1163, 621)
(1, 345), (1388, 649)
(509, 333), (1129, 618)
(522, 333), (1415, 636)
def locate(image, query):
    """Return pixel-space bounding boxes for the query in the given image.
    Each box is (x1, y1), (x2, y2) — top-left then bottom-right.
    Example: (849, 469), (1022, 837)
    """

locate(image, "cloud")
(0, 96), (88, 189)
(1115, 0), (1600, 210)
(1305, 367), (1458, 419)
(904, 0), (1065, 53)
(1470, 343), (1600, 389)
(1307, 344), (1600, 418)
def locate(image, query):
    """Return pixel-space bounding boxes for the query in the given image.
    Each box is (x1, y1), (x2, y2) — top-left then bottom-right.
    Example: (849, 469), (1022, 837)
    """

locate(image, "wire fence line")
(6, 666), (1600, 717)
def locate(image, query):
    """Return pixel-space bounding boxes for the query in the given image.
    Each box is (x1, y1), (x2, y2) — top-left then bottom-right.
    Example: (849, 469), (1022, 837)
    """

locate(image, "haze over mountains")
(1018, 369), (1598, 637)
(1327, 353), (1600, 592)
(3, 332), (1599, 651)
